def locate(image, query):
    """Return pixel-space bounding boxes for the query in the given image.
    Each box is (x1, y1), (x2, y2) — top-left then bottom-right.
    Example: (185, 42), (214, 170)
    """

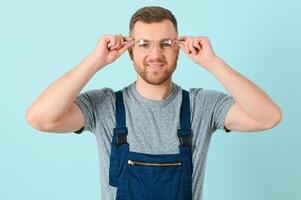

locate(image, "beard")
(133, 59), (177, 85)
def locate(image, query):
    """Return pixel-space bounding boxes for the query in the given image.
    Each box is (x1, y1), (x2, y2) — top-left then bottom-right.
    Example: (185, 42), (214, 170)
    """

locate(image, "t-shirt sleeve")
(190, 88), (235, 133)
(211, 90), (235, 133)
(73, 89), (99, 134)
(73, 88), (115, 134)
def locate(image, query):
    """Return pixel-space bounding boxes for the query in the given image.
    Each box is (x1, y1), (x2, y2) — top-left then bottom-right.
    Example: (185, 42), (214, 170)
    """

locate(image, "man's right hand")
(25, 34), (133, 133)
(89, 34), (133, 71)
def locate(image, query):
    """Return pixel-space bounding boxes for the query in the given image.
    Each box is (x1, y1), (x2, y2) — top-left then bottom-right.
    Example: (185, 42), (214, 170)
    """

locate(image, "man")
(25, 6), (282, 200)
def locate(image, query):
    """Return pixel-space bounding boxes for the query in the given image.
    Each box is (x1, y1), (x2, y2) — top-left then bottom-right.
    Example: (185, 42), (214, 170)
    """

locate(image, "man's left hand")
(177, 36), (219, 69)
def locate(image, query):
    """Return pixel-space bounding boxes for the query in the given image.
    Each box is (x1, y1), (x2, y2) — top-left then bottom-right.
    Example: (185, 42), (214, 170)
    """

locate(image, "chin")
(143, 73), (172, 85)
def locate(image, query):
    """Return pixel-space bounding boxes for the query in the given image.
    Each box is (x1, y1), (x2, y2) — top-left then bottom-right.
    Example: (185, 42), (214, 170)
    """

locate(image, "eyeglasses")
(128, 39), (184, 53)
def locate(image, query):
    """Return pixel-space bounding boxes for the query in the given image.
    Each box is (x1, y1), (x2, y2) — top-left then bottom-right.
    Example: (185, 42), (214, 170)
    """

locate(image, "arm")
(178, 36), (282, 132)
(25, 55), (98, 132)
(25, 35), (132, 133)
(206, 57), (282, 132)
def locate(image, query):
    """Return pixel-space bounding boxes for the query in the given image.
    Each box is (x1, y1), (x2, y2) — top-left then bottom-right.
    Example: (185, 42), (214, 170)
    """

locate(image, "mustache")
(144, 59), (166, 64)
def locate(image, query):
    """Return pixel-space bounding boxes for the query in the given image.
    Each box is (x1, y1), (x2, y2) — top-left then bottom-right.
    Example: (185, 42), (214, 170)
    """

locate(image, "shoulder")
(95, 87), (115, 96)
(188, 87), (234, 109)
(97, 87), (116, 99)
(189, 87), (222, 101)
(75, 87), (116, 106)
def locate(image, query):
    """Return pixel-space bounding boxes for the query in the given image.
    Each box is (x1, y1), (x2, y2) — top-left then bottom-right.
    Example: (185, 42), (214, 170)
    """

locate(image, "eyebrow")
(139, 39), (150, 42)
(160, 38), (173, 41)
(136, 38), (174, 42)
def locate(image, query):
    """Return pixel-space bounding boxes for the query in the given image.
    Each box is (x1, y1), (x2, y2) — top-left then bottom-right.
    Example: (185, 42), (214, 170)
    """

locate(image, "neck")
(135, 78), (174, 101)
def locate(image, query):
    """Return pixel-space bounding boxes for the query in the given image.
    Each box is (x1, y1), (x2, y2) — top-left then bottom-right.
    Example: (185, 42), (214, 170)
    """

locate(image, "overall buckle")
(113, 127), (128, 147)
(177, 129), (192, 147)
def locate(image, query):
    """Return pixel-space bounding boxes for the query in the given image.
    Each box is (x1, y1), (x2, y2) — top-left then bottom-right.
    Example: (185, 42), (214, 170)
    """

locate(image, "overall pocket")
(128, 159), (181, 167)
(126, 159), (183, 200)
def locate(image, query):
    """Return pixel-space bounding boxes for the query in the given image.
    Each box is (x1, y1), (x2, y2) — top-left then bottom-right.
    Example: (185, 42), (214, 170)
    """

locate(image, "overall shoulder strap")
(112, 90), (128, 146)
(109, 90), (128, 187)
(178, 89), (192, 147)
(115, 90), (126, 128)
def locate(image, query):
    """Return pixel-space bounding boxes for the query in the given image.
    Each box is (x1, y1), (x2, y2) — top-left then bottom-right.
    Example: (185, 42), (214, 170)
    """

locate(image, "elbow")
(25, 109), (52, 132)
(25, 109), (41, 131)
(264, 109), (283, 129)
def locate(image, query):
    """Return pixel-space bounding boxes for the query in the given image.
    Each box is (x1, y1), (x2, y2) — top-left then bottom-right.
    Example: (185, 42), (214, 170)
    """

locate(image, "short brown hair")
(129, 6), (178, 35)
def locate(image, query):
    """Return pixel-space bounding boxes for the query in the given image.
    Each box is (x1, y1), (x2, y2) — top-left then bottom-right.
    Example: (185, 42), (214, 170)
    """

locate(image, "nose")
(148, 43), (163, 58)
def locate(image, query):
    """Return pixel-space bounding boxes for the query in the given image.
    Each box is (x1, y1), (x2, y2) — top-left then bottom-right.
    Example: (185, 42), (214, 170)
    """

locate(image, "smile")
(147, 63), (165, 68)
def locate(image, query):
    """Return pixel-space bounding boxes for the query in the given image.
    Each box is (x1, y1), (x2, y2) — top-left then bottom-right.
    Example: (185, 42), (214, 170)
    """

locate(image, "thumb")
(118, 41), (132, 55)
(178, 42), (189, 54)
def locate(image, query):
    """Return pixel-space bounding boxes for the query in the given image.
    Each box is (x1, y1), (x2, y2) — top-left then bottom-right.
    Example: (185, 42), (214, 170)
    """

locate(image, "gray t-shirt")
(73, 81), (235, 200)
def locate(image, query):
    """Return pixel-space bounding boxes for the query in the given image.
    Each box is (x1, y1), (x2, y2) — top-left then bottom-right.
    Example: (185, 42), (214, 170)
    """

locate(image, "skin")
(110, 20), (282, 131)
(26, 18), (282, 133)
(128, 20), (180, 100)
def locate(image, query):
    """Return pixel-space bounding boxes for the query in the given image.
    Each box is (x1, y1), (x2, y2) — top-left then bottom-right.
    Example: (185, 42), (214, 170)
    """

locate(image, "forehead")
(131, 19), (177, 40)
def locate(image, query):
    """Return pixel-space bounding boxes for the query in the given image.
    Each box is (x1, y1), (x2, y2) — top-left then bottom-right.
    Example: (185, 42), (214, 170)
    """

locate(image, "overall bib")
(109, 89), (193, 200)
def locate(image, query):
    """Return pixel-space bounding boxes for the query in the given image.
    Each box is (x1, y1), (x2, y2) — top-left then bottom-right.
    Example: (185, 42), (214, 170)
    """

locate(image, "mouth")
(146, 63), (165, 69)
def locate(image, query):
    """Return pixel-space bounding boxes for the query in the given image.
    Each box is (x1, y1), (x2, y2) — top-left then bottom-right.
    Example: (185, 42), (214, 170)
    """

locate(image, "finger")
(123, 36), (133, 42)
(121, 36), (131, 50)
(118, 34), (125, 49)
(183, 37), (191, 54)
(180, 43), (191, 55)
(176, 39), (186, 48)
(118, 41), (132, 55)
(178, 42), (187, 53)
(102, 35), (116, 52)
(193, 39), (202, 51)
(189, 39), (197, 55)
(111, 35), (122, 50)
(115, 34), (123, 50)
(102, 35), (112, 46)
(115, 35), (132, 51)
(191, 38), (200, 55)
(199, 37), (211, 47)
(122, 36), (133, 47)
(108, 36), (117, 49)
(178, 42), (188, 54)
(114, 34), (122, 49)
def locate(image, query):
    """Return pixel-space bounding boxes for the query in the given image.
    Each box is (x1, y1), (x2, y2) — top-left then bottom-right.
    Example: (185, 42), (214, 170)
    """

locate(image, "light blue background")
(1, 0), (300, 199)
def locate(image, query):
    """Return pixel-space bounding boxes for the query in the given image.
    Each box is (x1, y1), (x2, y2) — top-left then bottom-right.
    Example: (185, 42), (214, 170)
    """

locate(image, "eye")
(161, 43), (172, 47)
(160, 40), (172, 49)
(139, 43), (150, 48)
(136, 40), (150, 49)
(160, 43), (172, 49)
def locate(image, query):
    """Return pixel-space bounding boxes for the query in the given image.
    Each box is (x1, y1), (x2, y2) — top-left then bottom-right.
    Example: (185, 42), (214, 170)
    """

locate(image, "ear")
(176, 47), (180, 61)
(128, 48), (133, 60)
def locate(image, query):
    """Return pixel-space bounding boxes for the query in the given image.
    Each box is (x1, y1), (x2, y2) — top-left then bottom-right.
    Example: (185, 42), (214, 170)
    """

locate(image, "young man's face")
(129, 19), (179, 85)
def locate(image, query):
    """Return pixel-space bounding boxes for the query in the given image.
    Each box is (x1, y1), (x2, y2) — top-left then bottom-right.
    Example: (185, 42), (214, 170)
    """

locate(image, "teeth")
(147, 64), (164, 67)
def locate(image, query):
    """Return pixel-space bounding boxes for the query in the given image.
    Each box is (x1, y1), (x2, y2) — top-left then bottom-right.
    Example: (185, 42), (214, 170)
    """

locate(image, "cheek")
(166, 54), (178, 64)
(132, 52), (146, 64)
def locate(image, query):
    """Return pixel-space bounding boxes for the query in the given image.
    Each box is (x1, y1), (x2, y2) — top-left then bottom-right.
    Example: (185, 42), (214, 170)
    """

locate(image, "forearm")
(26, 54), (101, 125)
(205, 57), (282, 123)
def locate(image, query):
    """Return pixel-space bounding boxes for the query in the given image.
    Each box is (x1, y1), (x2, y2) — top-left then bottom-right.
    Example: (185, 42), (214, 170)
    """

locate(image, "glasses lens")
(133, 39), (176, 53)
(159, 39), (173, 50)
(134, 40), (152, 52)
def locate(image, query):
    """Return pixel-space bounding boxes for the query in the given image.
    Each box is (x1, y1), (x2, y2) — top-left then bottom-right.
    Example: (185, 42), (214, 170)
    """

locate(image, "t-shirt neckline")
(130, 81), (180, 107)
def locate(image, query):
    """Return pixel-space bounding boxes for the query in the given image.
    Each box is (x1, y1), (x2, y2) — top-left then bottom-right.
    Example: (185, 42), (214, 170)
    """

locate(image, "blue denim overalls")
(109, 89), (193, 200)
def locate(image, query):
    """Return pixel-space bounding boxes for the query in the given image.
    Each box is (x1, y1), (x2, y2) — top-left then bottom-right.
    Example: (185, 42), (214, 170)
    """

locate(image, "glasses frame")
(125, 38), (185, 53)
